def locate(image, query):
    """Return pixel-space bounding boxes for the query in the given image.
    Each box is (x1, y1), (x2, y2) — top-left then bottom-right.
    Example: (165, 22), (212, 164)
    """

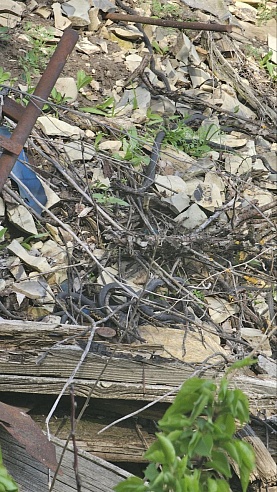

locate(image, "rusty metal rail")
(102, 12), (232, 33)
(0, 28), (78, 192)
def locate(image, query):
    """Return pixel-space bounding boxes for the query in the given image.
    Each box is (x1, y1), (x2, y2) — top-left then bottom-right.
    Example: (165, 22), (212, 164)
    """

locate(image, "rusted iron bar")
(2, 97), (26, 123)
(0, 28), (78, 192)
(102, 12), (232, 32)
(0, 135), (22, 154)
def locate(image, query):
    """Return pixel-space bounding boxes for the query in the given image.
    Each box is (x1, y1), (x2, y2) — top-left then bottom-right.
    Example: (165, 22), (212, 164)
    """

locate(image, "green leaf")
(143, 463), (159, 482)
(80, 106), (108, 115)
(236, 397), (250, 424)
(0, 228), (7, 239)
(157, 434), (176, 464)
(181, 469), (201, 491)
(189, 392), (212, 421)
(144, 441), (167, 464)
(161, 378), (214, 418)
(213, 413), (236, 437)
(205, 450), (232, 478)
(225, 358), (257, 376)
(113, 476), (147, 492)
(187, 430), (202, 457)
(166, 429), (184, 442)
(159, 414), (191, 432)
(76, 69), (93, 91)
(239, 463), (254, 492)
(218, 378), (228, 400)
(207, 478), (230, 492)
(221, 440), (241, 466)
(193, 433), (213, 457)
(235, 440), (255, 470)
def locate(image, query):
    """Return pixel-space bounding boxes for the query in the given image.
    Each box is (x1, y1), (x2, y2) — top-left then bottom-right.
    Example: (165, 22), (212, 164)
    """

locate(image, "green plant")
(0, 445), (18, 491)
(152, 40), (169, 55)
(243, 45), (262, 60)
(0, 67), (16, 86)
(257, 1), (277, 25)
(80, 96), (116, 116)
(20, 232), (49, 251)
(114, 358), (256, 492)
(259, 50), (277, 80)
(91, 181), (129, 207)
(0, 27), (9, 42)
(76, 69), (93, 91)
(115, 127), (150, 167)
(192, 289), (205, 302)
(19, 23), (55, 78)
(162, 119), (213, 158)
(152, 0), (182, 18)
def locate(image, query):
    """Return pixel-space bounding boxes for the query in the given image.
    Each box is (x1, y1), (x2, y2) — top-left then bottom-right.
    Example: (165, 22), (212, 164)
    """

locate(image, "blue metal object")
(0, 126), (47, 214)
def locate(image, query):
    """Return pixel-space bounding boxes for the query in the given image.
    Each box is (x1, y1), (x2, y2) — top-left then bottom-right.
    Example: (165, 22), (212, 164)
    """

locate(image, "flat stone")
(76, 39), (101, 55)
(13, 279), (53, 302)
(162, 192), (190, 214)
(110, 26), (143, 41)
(175, 33), (201, 66)
(62, 141), (95, 161)
(39, 179), (60, 209)
(0, 197), (5, 217)
(174, 203), (207, 229)
(231, 2), (257, 22)
(28, 0), (38, 12)
(52, 2), (71, 30)
(62, 0), (90, 27)
(155, 175), (188, 196)
(91, 168), (110, 188)
(125, 54), (142, 72)
(213, 85), (256, 119)
(225, 154), (252, 175)
(88, 7), (101, 31)
(192, 182), (223, 211)
(257, 355), (276, 377)
(34, 6), (52, 19)
(55, 77), (78, 102)
(0, 13), (19, 27)
(150, 96), (176, 116)
(37, 116), (84, 138)
(188, 66), (211, 88)
(7, 205), (38, 235)
(181, 0), (229, 19)
(117, 87), (151, 110)
(7, 240), (51, 273)
(92, 0), (116, 12)
(0, 0), (24, 17)
(242, 188), (274, 208)
(98, 140), (122, 152)
(233, 19), (276, 43)
(268, 33), (277, 64)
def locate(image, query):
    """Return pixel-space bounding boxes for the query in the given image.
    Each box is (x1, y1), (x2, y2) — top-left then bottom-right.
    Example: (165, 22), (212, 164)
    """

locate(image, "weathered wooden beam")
(0, 427), (130, 492)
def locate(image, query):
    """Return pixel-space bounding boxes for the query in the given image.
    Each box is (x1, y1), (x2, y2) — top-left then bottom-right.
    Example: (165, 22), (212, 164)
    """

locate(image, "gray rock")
(174, 203), (207, 229)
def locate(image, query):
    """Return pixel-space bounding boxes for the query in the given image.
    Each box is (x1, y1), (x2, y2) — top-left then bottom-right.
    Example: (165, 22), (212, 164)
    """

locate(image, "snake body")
(57, 277), (194, 326)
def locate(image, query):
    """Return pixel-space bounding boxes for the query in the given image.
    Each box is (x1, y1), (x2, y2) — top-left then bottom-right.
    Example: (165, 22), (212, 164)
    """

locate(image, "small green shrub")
(76, 69), (93, 91)
(259, 50), (277, 80)
(19, 23), (55, 77)
(114, 359), (256, 492)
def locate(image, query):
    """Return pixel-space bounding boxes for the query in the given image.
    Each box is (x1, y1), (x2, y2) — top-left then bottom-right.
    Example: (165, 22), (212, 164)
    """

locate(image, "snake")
(56, 277), (194, 326)
(98, 277), (195, 324)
